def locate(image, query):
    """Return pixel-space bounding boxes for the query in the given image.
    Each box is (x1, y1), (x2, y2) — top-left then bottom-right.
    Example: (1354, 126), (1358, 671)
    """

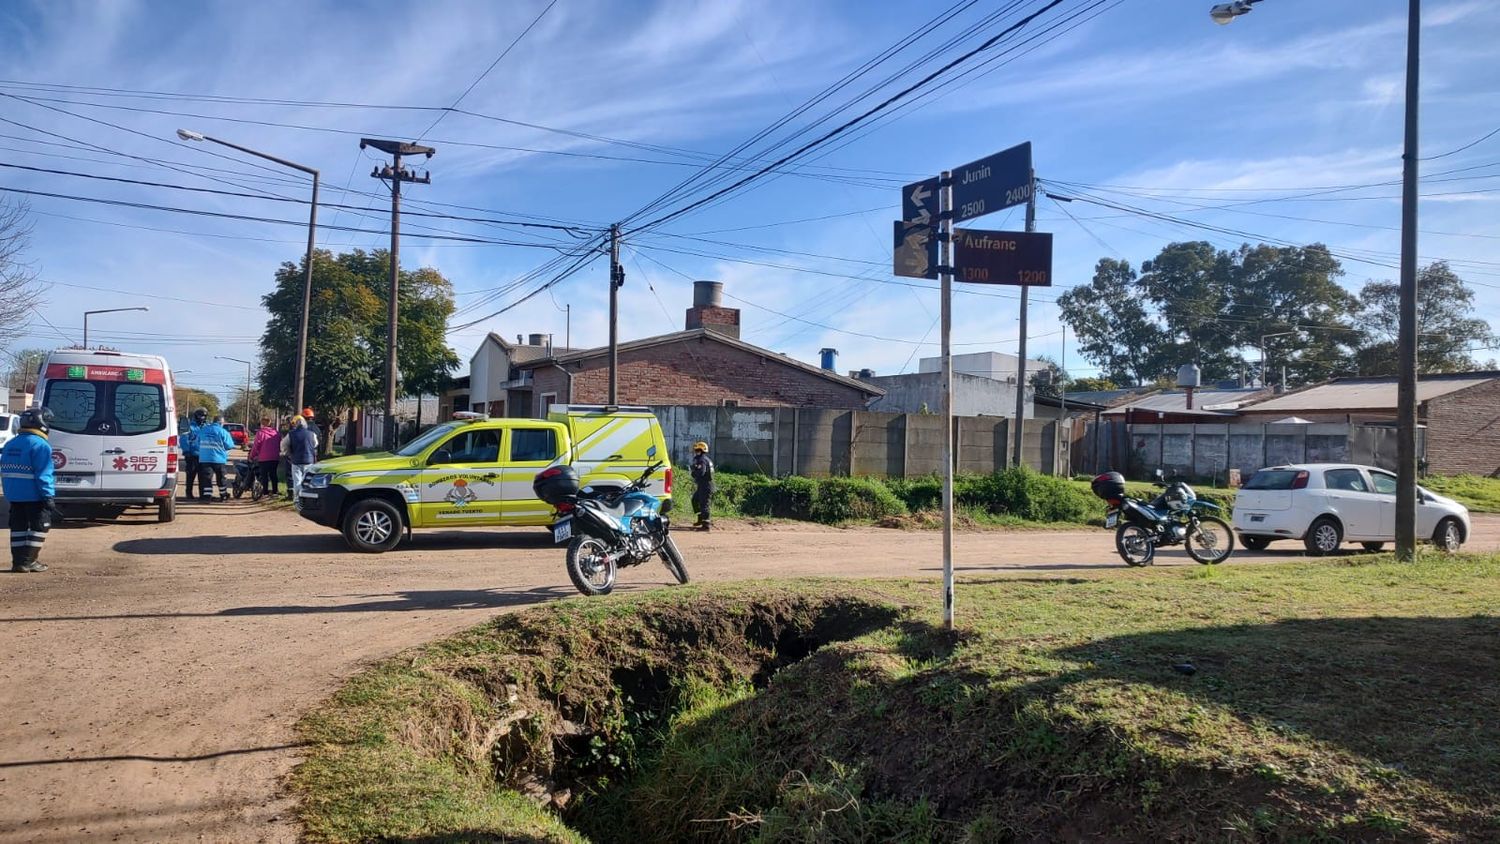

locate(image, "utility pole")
(608, 224), (624, 405)
(360, 138), (434, 451)
(939, 170), (954, 630)
(1011, 171), (1037, 467)
(1394, 0), (1421, 562)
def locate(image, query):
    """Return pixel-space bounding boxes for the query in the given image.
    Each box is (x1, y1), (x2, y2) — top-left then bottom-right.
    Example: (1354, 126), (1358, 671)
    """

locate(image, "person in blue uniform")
(2, 408), (57, 573)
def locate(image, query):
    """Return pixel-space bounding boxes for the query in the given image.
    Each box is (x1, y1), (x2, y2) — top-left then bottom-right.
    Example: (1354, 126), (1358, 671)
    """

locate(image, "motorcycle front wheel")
(566, 536), (617, 596)
(659, 535), (690, 584)
(1115, 523), (1156, 567)
(1186, 516), (1235, 565)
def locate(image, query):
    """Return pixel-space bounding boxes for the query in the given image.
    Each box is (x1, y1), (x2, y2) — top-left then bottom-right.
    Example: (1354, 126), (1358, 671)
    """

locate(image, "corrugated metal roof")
(1240, 375), (1497, 412)
(1104, 388), (1266, 416)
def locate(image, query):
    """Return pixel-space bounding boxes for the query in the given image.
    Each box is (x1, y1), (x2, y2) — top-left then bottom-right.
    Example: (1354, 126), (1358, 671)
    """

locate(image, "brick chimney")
(685, 280), (741, 339)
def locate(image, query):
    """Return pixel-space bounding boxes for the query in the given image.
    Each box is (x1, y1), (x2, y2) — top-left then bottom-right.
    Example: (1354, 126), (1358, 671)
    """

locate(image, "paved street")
(0, 499), (1495, 842)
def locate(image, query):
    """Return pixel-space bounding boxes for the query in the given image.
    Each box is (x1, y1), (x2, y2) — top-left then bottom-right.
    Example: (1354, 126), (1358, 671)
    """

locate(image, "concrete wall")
(865, 371), (1033, 419)
(1073, 420), (1417, 482)
(649, 405), (1064, 477)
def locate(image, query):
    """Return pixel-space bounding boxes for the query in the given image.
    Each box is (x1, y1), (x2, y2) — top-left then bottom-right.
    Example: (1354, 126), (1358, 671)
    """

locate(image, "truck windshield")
(395, 422), (463, 457)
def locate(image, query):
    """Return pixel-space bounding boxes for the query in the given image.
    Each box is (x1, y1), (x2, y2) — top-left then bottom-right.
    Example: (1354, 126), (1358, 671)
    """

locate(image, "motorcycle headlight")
(305, 472), (333, 490)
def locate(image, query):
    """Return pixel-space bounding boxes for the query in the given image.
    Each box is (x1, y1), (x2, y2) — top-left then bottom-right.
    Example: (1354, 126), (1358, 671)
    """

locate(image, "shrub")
(810, 477), (908, 524)
(885, 475), (942, 512)
(740, 475), (816, 520)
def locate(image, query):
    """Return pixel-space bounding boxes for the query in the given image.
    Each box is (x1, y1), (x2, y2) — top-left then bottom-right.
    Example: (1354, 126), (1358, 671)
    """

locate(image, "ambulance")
(35, 349), (179, 522)
(297, 405), (673, 552)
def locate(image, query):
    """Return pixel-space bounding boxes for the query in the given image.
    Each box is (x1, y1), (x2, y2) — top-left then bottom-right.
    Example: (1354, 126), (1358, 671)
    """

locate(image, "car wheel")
(158, 496), (176, 523)
(1241, 535), (1271, 552)
(1303, 516), (1342, 556)
(342, 498), (404, 553)
(1360, 542), (1385, 553)
(1433, 517), (1464, 553)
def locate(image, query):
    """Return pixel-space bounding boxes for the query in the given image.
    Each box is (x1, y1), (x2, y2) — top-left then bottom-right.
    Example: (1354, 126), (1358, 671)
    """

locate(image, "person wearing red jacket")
(249, 415), (282, 497)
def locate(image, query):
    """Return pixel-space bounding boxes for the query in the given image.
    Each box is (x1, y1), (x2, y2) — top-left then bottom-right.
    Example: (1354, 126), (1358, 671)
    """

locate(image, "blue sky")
(1, 0), (1496, 400)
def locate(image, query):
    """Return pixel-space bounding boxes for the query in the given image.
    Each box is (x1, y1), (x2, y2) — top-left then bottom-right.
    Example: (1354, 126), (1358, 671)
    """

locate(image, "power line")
(416, 0), (559, 141)
(1420, 125), (1500, 161)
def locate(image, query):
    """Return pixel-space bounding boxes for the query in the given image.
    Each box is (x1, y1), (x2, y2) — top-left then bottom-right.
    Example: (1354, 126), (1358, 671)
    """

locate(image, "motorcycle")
(1091, 470), (1235, 567)
(232, 458), (266, 501)
(533, 455), (689, 596)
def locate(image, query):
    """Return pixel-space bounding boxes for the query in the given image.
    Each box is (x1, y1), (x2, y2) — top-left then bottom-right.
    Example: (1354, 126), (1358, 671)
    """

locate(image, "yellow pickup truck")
(297, 406), (673, 552)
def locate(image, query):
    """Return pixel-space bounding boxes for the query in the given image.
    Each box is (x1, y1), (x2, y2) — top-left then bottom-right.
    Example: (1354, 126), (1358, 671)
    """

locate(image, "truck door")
(418, 427), (504, 527)
(500, 426), (562, 525)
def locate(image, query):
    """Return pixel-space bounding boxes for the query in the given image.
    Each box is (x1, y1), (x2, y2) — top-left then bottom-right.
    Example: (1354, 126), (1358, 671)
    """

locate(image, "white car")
(1232, 463), (1469, 555)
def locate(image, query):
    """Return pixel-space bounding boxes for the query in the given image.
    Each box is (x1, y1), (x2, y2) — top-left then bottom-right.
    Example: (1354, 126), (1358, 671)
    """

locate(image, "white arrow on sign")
(909, 183), (933, 223)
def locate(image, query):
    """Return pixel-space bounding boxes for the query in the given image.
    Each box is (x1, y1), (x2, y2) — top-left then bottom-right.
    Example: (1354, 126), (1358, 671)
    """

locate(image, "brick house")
(518, 328), (882, 417)
(1237, 372), (1500, 475)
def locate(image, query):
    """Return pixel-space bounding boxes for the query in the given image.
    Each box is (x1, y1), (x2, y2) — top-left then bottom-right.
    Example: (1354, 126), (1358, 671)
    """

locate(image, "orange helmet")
(301, 407), (315, 419)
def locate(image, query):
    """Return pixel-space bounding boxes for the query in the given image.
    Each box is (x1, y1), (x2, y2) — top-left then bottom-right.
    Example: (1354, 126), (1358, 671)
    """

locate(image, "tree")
(0, 197), (46, 342)
(1225, 243), (1358, 385)
(258, 248), (459, 436)
(174, 386), (220, 419)
(1028, 355), (1069, 398)
(5, 347), (48, 394)
(1137, 242), (1241, 380)
(1068, 376), (1117, 393)
(224, 386), (268, 429)
(1353, 262), (1498, 376)
(1056, 258), (1172, 385)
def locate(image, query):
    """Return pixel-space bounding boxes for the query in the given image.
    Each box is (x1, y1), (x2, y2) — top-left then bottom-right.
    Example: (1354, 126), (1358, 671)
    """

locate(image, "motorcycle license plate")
(552, 518), (573, 544)
(1105, 511), (1119, 528)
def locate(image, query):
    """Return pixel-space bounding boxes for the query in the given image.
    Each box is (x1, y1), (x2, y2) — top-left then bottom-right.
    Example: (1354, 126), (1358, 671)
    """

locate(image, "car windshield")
(1243, 469), (1300, 490)
(395, 421), (463, 457)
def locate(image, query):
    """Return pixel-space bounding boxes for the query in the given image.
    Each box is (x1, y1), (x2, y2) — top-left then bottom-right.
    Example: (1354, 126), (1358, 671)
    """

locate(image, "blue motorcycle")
(1092, 470), (1234, 567)
(533, 457), (689, 596)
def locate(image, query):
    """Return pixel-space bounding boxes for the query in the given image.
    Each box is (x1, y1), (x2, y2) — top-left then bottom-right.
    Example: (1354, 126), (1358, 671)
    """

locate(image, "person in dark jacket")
(690, 441), (714, 530)
(2, 408), (57, 572)
(287, 413), (318, 501)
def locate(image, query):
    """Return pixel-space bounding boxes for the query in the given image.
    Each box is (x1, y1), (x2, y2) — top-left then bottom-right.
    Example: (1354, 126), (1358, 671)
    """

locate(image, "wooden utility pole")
(360, 138), (433, 451)
(1011, 171), (1037, 467)
(608, 224), (624, 405)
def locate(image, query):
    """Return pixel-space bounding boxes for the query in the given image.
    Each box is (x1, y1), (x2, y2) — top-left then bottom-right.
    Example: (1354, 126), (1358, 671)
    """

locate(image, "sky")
(1, 0), (1497, 402)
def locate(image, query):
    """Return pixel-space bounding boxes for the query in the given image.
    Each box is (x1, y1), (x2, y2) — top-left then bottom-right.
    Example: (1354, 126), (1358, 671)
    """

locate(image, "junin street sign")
(952, 228), (1052, 286)
(893, 220), (939, 280)
(951, 141), (1032, 223)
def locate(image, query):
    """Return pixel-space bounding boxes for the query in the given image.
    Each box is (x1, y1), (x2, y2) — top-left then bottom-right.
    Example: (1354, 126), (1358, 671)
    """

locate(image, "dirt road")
(2, 499), (1495, 842)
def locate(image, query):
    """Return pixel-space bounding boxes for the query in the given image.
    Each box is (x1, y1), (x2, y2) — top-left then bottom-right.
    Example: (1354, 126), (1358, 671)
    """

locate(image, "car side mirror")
(429, 449), (453, 465)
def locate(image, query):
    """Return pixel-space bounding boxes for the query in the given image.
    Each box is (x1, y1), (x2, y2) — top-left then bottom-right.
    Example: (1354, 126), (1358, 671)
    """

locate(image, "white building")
(468, 332), (568, 418)
(918, 351), (1050, 383)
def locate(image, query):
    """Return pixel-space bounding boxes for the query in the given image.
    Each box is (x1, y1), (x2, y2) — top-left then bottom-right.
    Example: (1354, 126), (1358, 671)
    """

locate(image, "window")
(510, 428), (558, 462)
(1324, 468), (1369, 492)
(1370, 472), (1398, 495)
(0, 416), (9, 432)
(43, 382), (100, 434)
(397, 422), (462, 456)
(432, 429), (500, 464)
(1243, 469), (1298, 490)
(540, 393), (557, 415)
(114, 383), (166, 435)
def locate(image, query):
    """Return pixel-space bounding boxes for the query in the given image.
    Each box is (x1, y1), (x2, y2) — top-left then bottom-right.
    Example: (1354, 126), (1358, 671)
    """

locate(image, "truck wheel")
(158, 496), (176, 524)
(342, 499), (404, 553)
(660, 535), (690, 584)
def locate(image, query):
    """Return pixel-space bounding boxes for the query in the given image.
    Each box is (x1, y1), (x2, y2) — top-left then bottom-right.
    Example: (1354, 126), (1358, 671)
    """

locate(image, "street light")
(216, 355), (253, 435)
(178, 129), (320, 417)
(1260, 330), (1297, 390)
(1212, 0), (1422, 563)
(83, 307), (149, 348)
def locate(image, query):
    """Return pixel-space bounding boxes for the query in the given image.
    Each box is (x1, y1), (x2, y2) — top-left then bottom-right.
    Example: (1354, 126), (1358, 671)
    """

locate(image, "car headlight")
(305, 473), (333, 490)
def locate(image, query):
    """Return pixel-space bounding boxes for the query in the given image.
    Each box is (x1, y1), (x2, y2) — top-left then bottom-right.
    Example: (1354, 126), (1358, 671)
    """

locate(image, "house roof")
(1238, 372), (1500, 413)
(1065, 387), (1157, 407)
(516, 328), (884, 397)
(476, 332), (571, 365)
(1034, 393), (1106, 412)
(1104, 387), (1269, 417)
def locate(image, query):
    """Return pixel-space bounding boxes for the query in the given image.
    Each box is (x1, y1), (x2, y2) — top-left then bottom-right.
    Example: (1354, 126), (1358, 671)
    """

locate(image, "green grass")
(1424, 474), (1500, 513)
(293, 555), (1500, 842)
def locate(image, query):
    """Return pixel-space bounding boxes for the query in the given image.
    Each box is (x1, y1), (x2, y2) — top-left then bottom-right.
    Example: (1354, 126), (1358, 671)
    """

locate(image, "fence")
(649, 406), (1069, 478)
(1069, 419), (1418, 483)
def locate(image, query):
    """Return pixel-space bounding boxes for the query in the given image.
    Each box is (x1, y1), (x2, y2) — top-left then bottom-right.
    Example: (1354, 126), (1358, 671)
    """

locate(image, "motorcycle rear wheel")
(1115, 523), (1155, 567)
(659, 535), (690, 584)
(566, 536), (617, 596)
(1186, 516), (1235, 565)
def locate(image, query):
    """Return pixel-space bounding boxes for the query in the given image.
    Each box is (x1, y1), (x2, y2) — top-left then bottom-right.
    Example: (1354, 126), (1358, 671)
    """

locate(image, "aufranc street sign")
(893, 220), (939, 280)
(951, 141), (1032, 223)
(952, 228), (1052, 286)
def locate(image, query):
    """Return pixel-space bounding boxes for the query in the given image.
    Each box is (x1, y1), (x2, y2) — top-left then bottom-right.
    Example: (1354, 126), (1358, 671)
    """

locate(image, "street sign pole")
(940, 170), (955, 631)
(1012, 171), (1037, 466)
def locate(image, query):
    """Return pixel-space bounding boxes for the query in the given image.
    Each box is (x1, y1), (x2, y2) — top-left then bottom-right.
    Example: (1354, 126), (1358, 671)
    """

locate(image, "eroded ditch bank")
(293, 571), (1500, 842)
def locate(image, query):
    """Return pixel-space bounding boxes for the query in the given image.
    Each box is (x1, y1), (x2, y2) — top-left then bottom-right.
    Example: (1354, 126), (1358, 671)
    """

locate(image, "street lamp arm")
(178, 129), (319, 177)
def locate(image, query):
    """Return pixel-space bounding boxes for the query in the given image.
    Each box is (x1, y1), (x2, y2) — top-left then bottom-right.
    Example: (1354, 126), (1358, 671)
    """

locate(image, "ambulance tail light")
(664, 465), (673, 494)
(167, 436), (179, 473)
